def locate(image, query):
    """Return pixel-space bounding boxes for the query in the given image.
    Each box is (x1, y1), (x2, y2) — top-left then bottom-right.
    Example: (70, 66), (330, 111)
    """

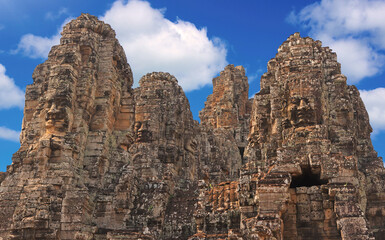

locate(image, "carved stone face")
(185, 138), (198, 153)
(134, 121), (152, 142)
(289, 97), (315, 126)
(284, 95), (318, 128)
(45, 100), (69, 134)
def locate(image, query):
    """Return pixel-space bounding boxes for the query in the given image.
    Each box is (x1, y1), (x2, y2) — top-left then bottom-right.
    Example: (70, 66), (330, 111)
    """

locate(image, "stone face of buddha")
(287, 96), (316, 127)
(185, 138), (198, 154)
(134, 121), (152, 143)
(282, 80), (323, 129)
(45, 99), (70, 134)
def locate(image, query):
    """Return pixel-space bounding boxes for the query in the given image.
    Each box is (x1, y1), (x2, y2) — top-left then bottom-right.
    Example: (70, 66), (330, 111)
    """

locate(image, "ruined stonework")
(0, 14), (242, 240)
(200, 65), (252, 153)
(0, 15), (384, 240)
(190, 33), (385, 239)
(243, 33), (385, 240)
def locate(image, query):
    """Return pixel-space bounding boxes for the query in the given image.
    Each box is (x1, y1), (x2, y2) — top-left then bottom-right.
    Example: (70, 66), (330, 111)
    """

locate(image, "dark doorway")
(290, 168), (327, 188)
(238, 147), (245, 159)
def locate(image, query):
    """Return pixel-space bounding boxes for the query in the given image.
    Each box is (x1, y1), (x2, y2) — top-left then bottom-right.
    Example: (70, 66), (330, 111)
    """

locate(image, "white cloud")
(0, 126), (20, 142)
(15, 34), (61, 59)
(360, 88), (385, 135)
(101, 0), (227, 91)
(318, 35), (383, 83)
(13, 0), (227, 91)
(247, 68), (264, 84)
(45, 8), (69, 21)
(289, 0), (385, 84)
(14, 17), (72, 59)
(0, 64), (24, 109)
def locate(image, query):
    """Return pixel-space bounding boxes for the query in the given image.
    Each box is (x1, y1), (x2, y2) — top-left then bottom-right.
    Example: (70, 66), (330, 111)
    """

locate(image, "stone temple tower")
(0, 14), (384, 240)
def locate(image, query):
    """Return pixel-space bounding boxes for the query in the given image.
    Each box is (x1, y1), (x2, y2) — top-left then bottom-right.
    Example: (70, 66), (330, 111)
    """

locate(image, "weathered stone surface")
(0, 14), (384, 240)
(0, 14), (243, 240)
(200, 64), (252, 151)
(241, 32), (385, 239)
(0, 172), (5, 184)
(0, 13), (133, 240)
(192, 33), (385, 240)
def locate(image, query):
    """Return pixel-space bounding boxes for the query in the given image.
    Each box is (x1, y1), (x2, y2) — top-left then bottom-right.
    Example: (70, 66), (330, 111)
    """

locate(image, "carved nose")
(48, 103), (59, 114)
(299, 99), (307, 109)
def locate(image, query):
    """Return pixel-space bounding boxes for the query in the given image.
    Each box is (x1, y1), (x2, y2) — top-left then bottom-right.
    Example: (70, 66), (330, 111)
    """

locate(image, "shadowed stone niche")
(289, 167), (328, 188)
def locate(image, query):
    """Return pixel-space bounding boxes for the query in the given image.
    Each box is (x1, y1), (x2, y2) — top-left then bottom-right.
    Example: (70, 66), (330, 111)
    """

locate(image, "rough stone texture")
(242, 32), (385, 240)
(0, 14), (243, 240)
(200, 64), (252, 153)
(0, 13), (134, 240)
(0, 172), (5, 183)
(0, 15), (384, 240)
(190, 33), (385, 240)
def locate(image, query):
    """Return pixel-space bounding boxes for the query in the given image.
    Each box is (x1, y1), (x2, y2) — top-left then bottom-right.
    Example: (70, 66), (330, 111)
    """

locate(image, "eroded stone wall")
(200, 64), (252, 152)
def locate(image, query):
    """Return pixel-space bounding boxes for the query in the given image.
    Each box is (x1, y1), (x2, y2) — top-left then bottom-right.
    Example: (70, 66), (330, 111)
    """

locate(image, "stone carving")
(191, 33), (385, 239)
(0, 15), (384, 240)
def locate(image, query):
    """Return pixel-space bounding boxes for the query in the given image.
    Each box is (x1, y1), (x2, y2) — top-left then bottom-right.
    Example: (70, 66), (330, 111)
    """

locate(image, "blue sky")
(0, 0), (384, 171)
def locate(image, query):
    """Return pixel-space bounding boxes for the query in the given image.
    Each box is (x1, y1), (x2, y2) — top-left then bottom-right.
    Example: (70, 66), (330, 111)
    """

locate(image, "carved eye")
(134, 122), (142, 131)
(291, 97), (300, 105)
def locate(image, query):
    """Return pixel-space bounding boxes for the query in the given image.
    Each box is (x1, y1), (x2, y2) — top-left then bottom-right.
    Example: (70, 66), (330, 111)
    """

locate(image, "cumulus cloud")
(14, 0), (227, 91)
(247, 68), (264, 84)
(0, 64), (24, 109)
(14, 18), (72, 59)
(45, 8), (69, 21)
(15, 34), (61, 59)
(359, 88), (385, 135)
(288, 0), (385, 83)
(0, 126), (20, 142)
(101, 0), (227, 91)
